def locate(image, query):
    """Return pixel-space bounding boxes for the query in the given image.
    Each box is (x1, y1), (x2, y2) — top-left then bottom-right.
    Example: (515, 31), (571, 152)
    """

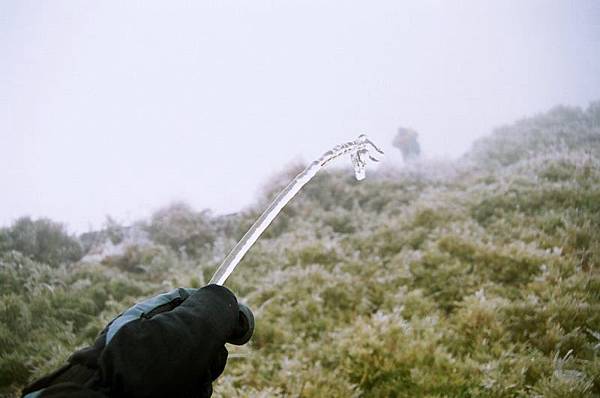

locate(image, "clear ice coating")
(209, 134), (384, 285)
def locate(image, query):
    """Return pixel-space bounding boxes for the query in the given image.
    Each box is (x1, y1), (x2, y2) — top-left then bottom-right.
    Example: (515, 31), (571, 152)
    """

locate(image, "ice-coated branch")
(209, 134), (384, 285)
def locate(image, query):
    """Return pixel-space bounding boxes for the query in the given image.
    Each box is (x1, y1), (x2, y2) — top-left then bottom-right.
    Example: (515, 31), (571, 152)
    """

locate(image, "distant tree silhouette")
(392, 127), (421, 161)
(0, 217), (82, 266)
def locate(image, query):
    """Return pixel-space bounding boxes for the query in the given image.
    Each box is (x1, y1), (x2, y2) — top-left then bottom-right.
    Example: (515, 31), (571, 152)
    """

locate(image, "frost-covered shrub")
(101, 245), (162, 273)
(4, 102), (600, 396)
(216, 103), (600, 396)
(147, 202), (216, 256)
(0, 217), (82, 266)
(0, 253), (155, 396)
(332, 313), (478, 396)
(468, 102), (600, 168)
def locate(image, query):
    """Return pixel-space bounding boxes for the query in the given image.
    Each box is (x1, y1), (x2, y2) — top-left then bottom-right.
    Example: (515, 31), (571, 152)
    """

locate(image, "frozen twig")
(209, 134), (383, 285)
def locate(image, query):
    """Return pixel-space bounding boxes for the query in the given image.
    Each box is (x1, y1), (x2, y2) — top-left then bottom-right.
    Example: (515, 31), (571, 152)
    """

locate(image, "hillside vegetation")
(1, 103), (599, 397)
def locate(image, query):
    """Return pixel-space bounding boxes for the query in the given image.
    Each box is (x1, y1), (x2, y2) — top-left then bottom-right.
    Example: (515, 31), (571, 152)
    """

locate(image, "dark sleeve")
(96, 285), (239, 398)
(38, 383), (108, 397)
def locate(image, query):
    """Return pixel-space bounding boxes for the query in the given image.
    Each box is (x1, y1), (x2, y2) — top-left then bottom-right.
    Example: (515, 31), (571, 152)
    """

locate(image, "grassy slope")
(1, 103), (599, 397)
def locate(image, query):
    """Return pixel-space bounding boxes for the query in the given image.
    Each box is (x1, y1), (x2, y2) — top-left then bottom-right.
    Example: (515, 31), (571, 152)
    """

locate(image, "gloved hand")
(22, 284), (254, 398)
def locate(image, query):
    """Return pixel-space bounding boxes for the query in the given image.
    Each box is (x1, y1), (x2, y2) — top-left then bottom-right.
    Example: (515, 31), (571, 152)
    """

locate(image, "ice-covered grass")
(1, 103), (599, 397)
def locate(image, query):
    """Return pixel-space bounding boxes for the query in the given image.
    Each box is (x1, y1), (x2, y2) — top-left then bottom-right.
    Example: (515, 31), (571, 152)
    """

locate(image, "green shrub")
(147, 202), (216, 256)
(3, 102), (600, 396)
(0, 217), (82, 266)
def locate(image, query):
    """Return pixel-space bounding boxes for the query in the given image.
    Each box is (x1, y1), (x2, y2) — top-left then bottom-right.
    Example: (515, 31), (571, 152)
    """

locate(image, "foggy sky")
(1, 1), (599, 233)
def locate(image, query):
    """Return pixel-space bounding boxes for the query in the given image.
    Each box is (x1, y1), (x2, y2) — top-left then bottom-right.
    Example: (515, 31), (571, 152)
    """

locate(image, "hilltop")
(1, 103), (599, 397)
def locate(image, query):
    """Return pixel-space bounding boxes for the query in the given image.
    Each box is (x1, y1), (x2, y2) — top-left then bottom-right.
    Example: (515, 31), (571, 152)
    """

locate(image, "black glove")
(22, 285), (254, 398)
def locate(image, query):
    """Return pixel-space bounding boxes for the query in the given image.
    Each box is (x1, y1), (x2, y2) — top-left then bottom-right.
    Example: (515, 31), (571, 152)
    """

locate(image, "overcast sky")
(1, 0), (599, 233)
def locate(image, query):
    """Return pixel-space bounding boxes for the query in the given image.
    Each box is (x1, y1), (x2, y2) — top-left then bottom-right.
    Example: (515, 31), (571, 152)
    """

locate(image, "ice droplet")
(351, 151), (366, 181)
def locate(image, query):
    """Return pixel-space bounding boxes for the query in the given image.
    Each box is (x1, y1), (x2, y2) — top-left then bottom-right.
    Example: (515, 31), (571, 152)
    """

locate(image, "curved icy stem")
(209, 134), (383, 285)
